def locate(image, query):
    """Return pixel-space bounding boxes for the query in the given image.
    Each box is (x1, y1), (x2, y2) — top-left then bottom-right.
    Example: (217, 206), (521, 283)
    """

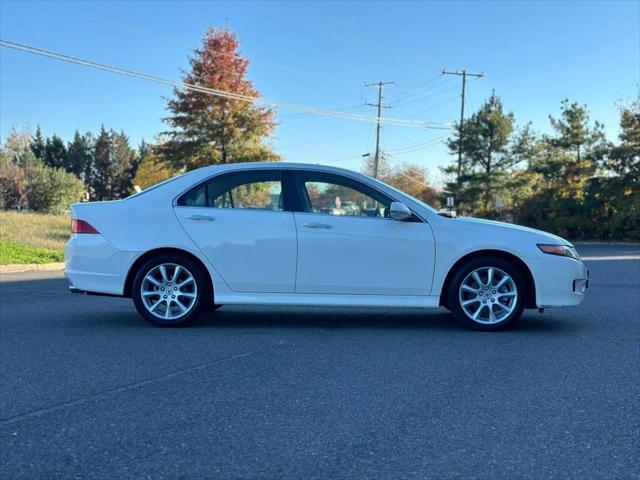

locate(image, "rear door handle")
(303, 222), (332, 230)
(187, 214), (215, 222)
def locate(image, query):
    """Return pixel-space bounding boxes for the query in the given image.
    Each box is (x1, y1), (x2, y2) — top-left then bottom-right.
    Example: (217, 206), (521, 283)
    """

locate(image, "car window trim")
(290, 169), (424, 223)
(172, 166), (427, 223)
(174, 169), (294, 212)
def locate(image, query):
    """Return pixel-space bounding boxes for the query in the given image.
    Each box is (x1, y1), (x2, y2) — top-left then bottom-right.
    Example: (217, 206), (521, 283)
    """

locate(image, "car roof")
(194, 162), (366, 177)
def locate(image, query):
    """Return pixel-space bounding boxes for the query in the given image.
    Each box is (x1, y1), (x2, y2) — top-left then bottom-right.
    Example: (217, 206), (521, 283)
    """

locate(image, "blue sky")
(1, 0), (638, 184)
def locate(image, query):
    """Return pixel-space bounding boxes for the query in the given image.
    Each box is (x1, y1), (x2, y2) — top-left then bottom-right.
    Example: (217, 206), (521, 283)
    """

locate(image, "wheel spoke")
(177, 277), (193, 288)
(149, 299), (162, 312)
(178, 292), (195, 298)
(471, 271), (483, 288)
(488, 305), (497, 323)
(159, 265), (169, 282)
(146, 276), (161, 287)
(164, 300), (171, 318)
(172, 266), (182, 283)
(174, 299), (188, 313)
(462, 298), (480, 306)
(473, 304), (486, 320)
(461, 284), (479, 293)
(494, 276), (509, 290)
(142, 291), (159, 297)
(498, 291), (517, 298)
(487, 268), (494, 287)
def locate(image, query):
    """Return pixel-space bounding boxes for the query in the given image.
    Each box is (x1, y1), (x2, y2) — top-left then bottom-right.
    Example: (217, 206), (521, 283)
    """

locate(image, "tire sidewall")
(447, 256), (526, 331)
(132, 254), (209, 327)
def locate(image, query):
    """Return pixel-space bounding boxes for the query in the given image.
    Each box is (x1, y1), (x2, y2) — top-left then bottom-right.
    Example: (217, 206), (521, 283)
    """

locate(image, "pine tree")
(66, 131), (93, 181)
(92, 126), (112, 201)
(43, 134), (67, 170)
(31, 126), (46, 161)
(444, 93), (516, 213)
(162, 26), (279, 170)
(549, 99), (605, 166)
(110, 131), (137, 198)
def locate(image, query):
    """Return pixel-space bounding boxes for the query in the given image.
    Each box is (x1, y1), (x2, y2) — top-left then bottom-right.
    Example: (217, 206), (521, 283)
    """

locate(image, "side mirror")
(389, 202), (412, 221)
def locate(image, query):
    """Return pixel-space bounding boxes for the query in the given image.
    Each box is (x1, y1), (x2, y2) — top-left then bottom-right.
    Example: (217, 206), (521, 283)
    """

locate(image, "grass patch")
(0, 239), (64, 264)
(0, 211), (69, 264)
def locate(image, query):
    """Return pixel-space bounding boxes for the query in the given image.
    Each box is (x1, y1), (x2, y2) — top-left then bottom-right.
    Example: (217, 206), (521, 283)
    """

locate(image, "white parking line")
(582, 255), (640, 261)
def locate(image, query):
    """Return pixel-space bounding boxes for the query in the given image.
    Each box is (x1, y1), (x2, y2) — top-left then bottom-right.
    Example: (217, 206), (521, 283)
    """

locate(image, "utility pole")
(365, 81), (395, 179)
(442, 69), (484, 184)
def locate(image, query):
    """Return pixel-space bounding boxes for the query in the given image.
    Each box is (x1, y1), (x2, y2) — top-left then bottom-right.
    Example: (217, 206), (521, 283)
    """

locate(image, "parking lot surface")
(1, 244), (639, 479)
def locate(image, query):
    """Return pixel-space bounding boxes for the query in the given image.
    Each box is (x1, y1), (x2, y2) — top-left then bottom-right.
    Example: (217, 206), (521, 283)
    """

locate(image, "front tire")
(447, 256), (526, 331)
(132, 254), (209, 327)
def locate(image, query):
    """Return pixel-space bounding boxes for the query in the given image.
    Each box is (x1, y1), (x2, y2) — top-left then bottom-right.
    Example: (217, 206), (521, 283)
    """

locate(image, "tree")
(132, 152), (176, 190)
(31, 126), (45, 161)
(3, 126), (32, 166)
(445, 93), (516, 213)
(43, 134), (67, 170)
(549, 99), (605, 166)
(66, 131), (93, 180)
(383, 163), (441, 209)
(91, 126), (112, 201)
(0, 152), (27, 210)
(161, 26), (279, 170)
(605, 98), (639, 180)
(534, 99), (606, 196)
(109, 131), (137, 198)
(597, 98), (640, 239)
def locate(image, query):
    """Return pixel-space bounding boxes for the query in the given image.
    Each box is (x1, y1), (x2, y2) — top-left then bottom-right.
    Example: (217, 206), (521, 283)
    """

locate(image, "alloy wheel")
(140, 263), (198, 320)
(458, 267), (518, 324)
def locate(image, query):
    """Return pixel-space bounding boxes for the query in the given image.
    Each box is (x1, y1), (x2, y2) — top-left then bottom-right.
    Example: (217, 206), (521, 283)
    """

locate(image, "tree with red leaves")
(162, 27), (279, 170)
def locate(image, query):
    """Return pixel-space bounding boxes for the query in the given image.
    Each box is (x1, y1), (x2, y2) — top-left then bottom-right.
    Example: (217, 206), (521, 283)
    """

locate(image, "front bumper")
(531, 256), (589, 308)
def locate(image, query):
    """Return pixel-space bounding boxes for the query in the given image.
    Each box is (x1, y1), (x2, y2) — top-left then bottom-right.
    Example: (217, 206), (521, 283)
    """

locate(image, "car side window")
(299, 173), (391, 218)
(178, 171), (284, 211)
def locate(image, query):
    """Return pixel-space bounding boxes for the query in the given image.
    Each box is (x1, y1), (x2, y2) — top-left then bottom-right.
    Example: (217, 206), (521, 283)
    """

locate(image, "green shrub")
(1, 154), (84, 214)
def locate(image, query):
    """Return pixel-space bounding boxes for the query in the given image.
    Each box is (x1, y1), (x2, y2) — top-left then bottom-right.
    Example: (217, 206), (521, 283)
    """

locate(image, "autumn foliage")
(161, 27), (279, 170)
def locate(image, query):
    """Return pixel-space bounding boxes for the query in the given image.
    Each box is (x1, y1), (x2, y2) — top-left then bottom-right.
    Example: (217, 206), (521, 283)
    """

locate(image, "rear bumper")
(531, 256), (589, 307)
(64, 234), (137, 296)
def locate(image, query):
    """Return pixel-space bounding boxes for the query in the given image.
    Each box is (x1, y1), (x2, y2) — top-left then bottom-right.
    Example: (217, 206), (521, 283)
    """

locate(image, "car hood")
(454, 216), (571, 245)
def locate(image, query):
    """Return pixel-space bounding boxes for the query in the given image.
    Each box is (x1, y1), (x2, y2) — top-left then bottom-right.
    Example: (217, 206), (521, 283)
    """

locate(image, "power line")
(385, 135), (448, 155)
(442, 68), (484, 184)
(387, 74), (449, 103)
(382, 154), (438, 191)
(279, 128), (371, 150)
(40, 0), (359, 87)
(407, 95), (460, 117)
(365, 81), (395, 178)
(0, 39), (450, 130)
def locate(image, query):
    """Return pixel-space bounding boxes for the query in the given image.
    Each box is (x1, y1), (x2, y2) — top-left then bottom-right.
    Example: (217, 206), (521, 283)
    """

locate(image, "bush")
(0, 156), (27, 209)
(1, 154), (84, 213)
(45, 167), (85, 214)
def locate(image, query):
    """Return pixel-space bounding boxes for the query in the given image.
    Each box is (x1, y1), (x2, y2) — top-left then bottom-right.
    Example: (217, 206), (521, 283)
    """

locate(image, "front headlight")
(537, 244), (580, 261)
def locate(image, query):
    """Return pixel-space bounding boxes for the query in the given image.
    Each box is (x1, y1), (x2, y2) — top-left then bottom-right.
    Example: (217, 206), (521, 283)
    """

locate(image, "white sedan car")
(65, 162), (589, 330)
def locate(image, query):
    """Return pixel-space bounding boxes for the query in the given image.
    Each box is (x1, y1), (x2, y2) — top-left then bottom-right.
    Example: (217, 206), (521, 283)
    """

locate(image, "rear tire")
(447, 256), (526, 331)
(132, 254), (210, 327)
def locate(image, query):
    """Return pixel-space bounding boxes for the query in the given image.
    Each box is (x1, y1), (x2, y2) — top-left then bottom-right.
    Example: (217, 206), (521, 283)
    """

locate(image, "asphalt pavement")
(1, 244), (639, 479)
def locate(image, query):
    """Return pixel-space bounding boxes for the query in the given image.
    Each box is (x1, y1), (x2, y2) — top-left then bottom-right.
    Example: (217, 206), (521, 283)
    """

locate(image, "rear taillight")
(72, 219), (99, 234)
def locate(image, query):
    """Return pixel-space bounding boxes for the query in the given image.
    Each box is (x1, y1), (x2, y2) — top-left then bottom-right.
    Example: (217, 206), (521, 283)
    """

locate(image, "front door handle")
(303, 222), (332, 230)
(187, 214), (215, 222)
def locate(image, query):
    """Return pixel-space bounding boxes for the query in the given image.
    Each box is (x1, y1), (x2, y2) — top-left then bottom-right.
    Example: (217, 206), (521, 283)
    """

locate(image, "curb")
(0, 263), (65, 274)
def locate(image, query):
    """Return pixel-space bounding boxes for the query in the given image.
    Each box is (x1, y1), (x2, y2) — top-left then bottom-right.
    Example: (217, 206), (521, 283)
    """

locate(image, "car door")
(174, 169), (297, 293)
(292, 171), (435, 296)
